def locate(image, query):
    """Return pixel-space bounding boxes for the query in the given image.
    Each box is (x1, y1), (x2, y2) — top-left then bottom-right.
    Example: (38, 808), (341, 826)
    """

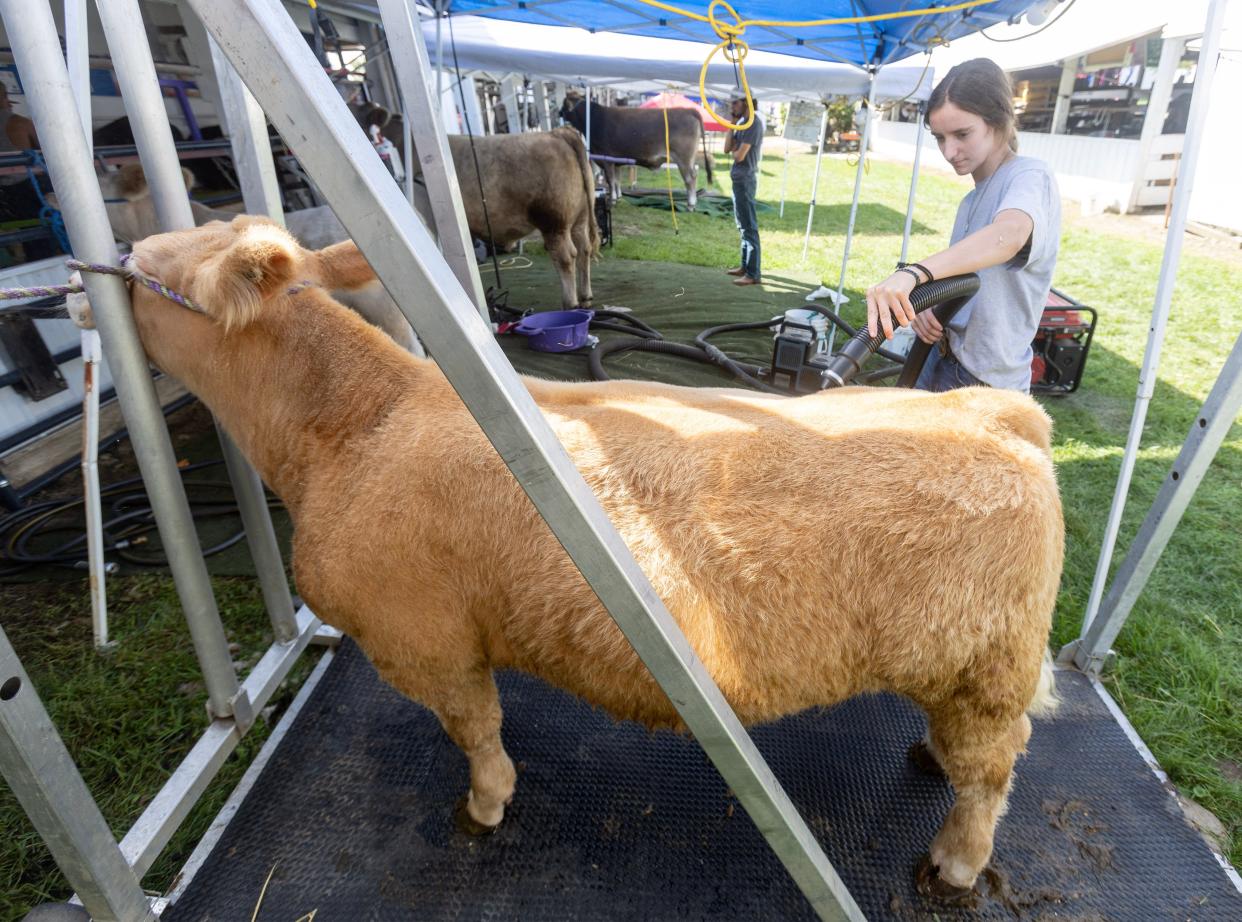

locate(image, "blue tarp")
(444, 1), (1044, 67)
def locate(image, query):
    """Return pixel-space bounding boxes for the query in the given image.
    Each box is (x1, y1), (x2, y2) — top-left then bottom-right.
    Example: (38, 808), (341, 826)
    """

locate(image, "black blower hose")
(821, 274), (981, 389)
(588, 337), (785, 394)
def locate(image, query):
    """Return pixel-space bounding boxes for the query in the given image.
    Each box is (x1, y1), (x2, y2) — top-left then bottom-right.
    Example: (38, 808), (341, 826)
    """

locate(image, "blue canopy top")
(443, 1), (1044, 68)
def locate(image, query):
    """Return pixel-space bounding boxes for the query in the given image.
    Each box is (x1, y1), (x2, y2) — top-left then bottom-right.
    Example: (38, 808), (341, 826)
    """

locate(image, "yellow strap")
(662, 105), (679, 233)
(635, 0), (996, 130)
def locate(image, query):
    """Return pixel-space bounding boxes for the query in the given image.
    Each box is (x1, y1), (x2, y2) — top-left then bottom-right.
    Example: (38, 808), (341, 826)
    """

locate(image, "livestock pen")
(1, 1), (1239, 921)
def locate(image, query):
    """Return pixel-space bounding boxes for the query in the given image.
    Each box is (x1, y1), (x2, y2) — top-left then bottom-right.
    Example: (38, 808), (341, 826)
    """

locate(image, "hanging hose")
(662, 105), (679, 233)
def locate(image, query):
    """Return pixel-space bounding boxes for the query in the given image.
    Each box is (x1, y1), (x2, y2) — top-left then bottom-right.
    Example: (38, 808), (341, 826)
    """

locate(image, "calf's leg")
(678, 157), (698, 210)
(921, 706), (1031, 895)
(386, 662), (516, 832)
(570, 217), (594, 304)
(543, 229), (580, 308)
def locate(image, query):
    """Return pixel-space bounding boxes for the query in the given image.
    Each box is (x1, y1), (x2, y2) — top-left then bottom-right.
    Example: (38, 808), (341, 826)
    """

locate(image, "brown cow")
(352, 103), (598, 308)
(446, 127), (599, 309)
(74, 217), (1062, 900)
(560, 95), (714, 209)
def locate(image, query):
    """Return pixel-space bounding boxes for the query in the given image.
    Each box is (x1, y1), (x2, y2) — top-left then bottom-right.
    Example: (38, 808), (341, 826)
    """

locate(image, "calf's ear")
(192, 224), (298, 330)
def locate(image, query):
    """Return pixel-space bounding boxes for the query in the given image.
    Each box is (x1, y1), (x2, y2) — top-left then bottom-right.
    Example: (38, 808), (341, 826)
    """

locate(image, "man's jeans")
(732, 174), (760, 280)
(914, 344), (987, 392)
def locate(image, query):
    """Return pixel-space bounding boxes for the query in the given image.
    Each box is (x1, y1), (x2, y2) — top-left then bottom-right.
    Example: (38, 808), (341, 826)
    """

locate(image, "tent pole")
(828, 74), (878, 352)
(435, 1), (444, 101)
(190, 2), (864, 918)
(799, 104), (828, 262)
(900, 100), (926, 264)
(779, 131), (789, 218)
(585, 82), (592, 151)
(1072, 0), (1229, 645)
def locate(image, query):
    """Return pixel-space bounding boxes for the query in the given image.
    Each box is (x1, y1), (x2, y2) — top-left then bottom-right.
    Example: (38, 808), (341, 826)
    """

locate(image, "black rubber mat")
(165, 639), (1241, 921)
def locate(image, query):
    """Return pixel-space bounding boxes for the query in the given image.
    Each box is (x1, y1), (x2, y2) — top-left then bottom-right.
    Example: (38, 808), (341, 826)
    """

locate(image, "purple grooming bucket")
(512, 309), (595, 352)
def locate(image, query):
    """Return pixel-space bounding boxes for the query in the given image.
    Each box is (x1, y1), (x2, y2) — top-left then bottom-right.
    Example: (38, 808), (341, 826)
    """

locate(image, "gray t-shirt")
(945, 155), (1061, 391)
(729, 118), (764, 180)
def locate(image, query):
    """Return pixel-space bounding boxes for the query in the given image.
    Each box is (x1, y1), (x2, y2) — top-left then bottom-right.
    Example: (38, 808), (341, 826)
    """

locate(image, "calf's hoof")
(914, 854), (976, 905)
(907, 740), (946, 778)
(454, 795), (500, 837)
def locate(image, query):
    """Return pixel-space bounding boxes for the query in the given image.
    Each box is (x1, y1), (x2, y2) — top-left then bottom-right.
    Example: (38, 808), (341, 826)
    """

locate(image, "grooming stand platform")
(164, 640), (1241, 921)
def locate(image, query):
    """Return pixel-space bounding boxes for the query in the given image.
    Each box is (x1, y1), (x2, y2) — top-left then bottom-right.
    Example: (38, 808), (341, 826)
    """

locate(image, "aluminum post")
(1073, 329), (1242, 675)
(900, 101), (926, 264)
(1078, 0), (1228, 637)
(1, 0), (244, 720)
(829, 75), (879, 353)
(206, 35), (286, 221)
(100, 0), (296, 653)
(799, 105), (828, 262)
(189, 2), (863, 917)
(0, 627), (155, 922)
(66, 0), (111, 649)
(378, 0), (487, 316)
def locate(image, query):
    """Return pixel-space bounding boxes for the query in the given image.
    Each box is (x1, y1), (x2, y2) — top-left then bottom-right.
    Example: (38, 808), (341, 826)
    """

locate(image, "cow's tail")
(701, 124), (714, 185)
(555, 125), (600, 258)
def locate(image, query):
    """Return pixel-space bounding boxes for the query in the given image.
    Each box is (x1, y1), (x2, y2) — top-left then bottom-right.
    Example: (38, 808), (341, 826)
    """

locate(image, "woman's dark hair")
(925, 58), (1018, 152)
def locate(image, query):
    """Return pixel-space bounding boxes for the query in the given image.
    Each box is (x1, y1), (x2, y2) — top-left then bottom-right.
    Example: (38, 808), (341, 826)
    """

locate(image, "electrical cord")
(0, 460), (282, 577)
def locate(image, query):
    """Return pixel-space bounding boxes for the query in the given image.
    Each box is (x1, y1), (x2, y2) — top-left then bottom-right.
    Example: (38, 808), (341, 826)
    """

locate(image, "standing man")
(723, 90), (764, 287)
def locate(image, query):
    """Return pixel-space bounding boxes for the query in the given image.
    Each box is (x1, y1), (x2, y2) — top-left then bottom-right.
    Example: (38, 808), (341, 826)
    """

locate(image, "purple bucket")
(512, 309), (595, 352)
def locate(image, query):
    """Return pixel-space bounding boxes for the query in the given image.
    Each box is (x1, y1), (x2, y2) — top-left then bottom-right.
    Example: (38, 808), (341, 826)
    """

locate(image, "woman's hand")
(866, 272), (917, 339)
(911, 309), (944, 344)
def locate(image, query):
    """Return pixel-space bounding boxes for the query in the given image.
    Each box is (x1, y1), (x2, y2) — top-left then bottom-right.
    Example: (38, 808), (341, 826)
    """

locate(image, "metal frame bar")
(1, 0), (248, 722)
(1067, 329), (1242, 675)
(0, 626), (157, 922)
(1075, 0), (1228, 641)
(380, 0), (488, 316)
(189, 1), (863, 918)
(120, 607), (324, 877)
(97, 0), (299, 679)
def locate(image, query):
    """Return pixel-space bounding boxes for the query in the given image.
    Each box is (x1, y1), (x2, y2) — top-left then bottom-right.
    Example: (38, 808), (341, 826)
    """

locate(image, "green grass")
(0, 576), (320, 919)
(607, 148), (1242, 867)
(0, 146), (1238, 917)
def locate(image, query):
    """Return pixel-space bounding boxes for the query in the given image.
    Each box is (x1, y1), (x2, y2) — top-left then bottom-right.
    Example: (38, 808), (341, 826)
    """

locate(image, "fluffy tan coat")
(95, 217), (1063, 895)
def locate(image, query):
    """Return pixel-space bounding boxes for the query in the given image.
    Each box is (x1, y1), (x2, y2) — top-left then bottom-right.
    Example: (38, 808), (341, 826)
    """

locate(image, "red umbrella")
(638, 92), (729, 132)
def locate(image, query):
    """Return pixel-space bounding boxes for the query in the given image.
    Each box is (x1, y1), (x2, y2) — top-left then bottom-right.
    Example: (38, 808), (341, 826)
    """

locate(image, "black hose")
(821, 274), (980, 389)
(588, 337), (783, 393)
(0, 460), (281, 577)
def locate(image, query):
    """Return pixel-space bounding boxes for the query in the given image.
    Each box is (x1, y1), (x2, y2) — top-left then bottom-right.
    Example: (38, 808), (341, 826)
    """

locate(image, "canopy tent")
(441, 0), (1046, 66)
(640, 91), (729, 131)
(419, 13), (937, 102)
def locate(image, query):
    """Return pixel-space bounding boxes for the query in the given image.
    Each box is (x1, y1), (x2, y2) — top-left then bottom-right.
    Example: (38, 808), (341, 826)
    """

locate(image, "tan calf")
(92, 217), (1063, 897)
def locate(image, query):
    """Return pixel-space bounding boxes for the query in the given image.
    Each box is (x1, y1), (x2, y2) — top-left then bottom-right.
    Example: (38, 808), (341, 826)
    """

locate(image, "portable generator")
(1032, 289), (1097, 395)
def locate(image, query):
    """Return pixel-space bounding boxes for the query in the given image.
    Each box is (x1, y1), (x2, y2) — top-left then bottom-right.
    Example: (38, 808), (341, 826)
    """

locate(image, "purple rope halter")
(0, 256), (314, 313)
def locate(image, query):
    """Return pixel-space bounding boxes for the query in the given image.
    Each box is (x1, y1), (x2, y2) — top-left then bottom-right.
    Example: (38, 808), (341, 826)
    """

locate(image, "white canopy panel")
(423, 15), (934, 103)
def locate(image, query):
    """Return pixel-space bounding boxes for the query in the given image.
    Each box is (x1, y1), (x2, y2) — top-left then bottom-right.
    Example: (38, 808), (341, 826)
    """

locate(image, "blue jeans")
(732, 174), (760, 280)
(914, 344), (986, 392)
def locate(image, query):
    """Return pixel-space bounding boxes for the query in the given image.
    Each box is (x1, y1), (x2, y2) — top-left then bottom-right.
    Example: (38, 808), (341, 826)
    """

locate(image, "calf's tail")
(701, 124), (714, 185)
(1026, 648), (1060, 718)
(556, 125), (600, 257)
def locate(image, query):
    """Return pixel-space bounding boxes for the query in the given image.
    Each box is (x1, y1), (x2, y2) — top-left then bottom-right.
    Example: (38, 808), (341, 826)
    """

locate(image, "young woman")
(866, 58), (1061, 392)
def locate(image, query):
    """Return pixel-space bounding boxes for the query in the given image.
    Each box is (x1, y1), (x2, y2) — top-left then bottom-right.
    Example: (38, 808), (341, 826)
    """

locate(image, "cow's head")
(559, 92), (584, 126)
(61, 163), (197, 244)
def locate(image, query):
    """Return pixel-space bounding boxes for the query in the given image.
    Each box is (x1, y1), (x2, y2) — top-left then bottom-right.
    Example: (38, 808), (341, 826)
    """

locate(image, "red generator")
(1031, 288), (1097, 395)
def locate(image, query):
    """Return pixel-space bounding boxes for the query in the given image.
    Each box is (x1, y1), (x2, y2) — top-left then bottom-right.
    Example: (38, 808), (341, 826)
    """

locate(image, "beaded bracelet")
(895, 267), (922, 286)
